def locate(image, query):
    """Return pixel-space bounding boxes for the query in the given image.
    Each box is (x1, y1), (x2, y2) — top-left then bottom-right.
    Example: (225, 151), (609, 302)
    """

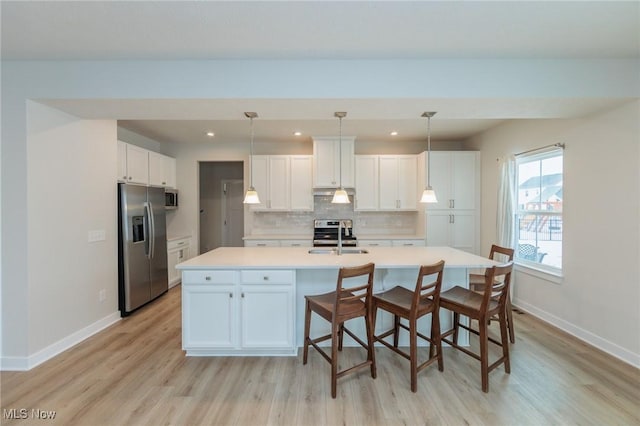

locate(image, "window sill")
(514, 262), (563, 285)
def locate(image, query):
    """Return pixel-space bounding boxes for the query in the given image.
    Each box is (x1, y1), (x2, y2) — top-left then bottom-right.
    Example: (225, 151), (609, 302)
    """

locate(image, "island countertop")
(176, 246), (498, 270)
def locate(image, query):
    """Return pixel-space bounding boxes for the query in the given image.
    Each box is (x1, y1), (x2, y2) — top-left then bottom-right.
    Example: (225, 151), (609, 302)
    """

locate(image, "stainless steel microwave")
(165, 189), (178, 209)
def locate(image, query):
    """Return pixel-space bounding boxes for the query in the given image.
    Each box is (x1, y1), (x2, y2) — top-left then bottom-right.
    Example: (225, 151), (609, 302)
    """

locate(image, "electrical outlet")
(99, 289), (106, 303)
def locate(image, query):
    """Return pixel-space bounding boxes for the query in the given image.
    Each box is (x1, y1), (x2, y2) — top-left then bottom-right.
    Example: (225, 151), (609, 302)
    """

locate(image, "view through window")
(515, 149), (563, 271)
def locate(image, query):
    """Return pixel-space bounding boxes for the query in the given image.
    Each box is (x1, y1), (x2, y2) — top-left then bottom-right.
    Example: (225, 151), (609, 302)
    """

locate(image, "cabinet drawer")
(280, 239), (312, 247)
(183, 270), (237, 285)
(168, 237), (190, 251)
(392, 239), (426, 247)
(245, 240), (280, 247)
(359, 239), (392, 247)
(241, 270), (294, 285)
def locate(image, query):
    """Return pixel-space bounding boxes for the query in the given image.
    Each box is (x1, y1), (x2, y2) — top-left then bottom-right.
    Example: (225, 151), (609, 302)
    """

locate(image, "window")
(515, 149), (563, 272)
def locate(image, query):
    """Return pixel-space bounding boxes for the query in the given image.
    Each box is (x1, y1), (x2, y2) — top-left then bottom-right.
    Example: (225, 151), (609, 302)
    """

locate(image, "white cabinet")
(358, 239), (393, 247)
(168, 237), (191, 288)
(123, 143), (149, 185)
(251, 155), (312, 211)
(428, 152), (478, 211)
(354, 155), (379, 210)
(355, 154), (418, 211)
(378, 155), (418, 211)
(424, 151), (480, 254)
(279, 239), (312, 247)
(289, 155), (313, 210)
(391, 239), (426, 247)
(244, 239), (280, 247)
(149, 151), (176, 188)
(182, 269), (296, 355)
(117, 141), (176, 188)
(312, 136), (355, 188)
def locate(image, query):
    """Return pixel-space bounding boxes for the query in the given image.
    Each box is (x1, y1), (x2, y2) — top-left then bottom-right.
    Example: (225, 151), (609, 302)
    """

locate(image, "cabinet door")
(426, 211), (452, 247)
(290, 156), (313, 211)
(427, 152), (451, 210)
(117, 140), (128, 182)
(148, 151), (165, 187)
(268, 156), (290, 210)
(397, 156), (418, 210)
(183, 286), (237, 349)
(168, 249), (180, 286)
(340, 137), (355, 188)
(452, 152), (477, 210)
(240, 285), (294, 349)
(250, 155), (269, 210)
(450, 211), (476, 253)
(125, 144), (149, 185)
(313, 139), (337, 187)
(164, 156), (177, 188)
(354, 155), (378, 210)
(378, 156), (399, 210)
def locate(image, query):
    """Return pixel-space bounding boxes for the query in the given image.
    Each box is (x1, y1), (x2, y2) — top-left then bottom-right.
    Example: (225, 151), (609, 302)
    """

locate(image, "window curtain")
(496, 155), (516, 250)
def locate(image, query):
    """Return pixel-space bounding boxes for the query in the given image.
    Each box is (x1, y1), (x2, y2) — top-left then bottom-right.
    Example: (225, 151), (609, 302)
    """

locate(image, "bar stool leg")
(303, 300), (311, 364)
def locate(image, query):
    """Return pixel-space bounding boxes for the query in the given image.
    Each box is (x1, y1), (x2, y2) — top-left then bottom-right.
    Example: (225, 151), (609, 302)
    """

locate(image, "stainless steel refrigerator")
(118, 183), (168, 316)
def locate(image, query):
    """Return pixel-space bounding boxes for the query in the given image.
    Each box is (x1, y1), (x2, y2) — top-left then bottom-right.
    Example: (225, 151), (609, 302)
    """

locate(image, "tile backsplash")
(250, 195), (420, 236)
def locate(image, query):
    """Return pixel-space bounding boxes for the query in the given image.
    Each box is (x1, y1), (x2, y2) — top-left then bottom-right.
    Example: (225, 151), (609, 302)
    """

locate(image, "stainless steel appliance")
(313, 219), (357, 247)
(165, 188), (178, 209)
(118, 183), (168, 316)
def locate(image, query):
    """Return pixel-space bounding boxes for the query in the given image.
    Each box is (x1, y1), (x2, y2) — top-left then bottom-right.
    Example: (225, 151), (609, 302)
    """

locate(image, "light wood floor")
(2, 285), (639, 425)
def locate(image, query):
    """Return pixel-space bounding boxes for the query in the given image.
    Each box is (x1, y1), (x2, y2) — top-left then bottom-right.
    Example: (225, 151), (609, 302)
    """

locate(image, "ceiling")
(3, 1), (638, 144)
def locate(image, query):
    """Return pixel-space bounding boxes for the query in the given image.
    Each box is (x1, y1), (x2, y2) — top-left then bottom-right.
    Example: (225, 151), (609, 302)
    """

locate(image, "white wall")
(22, 102), (120, 368)
(465, 100), (640, 366)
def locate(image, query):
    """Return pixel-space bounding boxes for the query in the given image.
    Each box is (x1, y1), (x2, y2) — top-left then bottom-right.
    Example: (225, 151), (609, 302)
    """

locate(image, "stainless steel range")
(313, 219), (357, 247)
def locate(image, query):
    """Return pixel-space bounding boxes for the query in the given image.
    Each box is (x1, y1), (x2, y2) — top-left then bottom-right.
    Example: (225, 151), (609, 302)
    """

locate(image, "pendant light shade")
(420, 111), (438, 204)
(243, 112), (261, 204)
(331, 111), (350, 204)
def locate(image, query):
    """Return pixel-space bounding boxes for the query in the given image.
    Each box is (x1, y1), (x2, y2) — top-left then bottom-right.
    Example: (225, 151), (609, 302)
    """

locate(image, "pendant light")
(331, 111), (350, 204)
(420, 111), (438, 203)
(243, 112), (260, 204)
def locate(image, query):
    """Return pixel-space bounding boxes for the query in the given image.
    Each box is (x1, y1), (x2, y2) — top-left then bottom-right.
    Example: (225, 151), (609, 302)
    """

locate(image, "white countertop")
(177, 246), (498, 270)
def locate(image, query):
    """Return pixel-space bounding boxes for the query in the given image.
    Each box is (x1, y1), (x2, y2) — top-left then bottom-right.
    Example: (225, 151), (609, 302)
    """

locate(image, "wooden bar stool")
(440, 262), (513, 393)
(302, 262), (376, 398)
(372, 260), (445, 392)
(469, 244), (516, 343)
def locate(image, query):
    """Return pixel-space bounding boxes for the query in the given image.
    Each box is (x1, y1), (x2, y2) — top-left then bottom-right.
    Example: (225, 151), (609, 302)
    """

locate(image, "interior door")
(222, 180), (245, 247)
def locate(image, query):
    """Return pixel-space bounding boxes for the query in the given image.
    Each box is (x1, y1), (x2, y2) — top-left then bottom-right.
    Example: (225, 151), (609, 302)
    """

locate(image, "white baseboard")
(513, 298), (640, 368)
(1, 312), (121, 371)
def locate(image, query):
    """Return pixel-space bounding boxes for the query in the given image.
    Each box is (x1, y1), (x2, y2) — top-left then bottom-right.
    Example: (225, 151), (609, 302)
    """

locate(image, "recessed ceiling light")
(293, 131), (302, 136)
(390, 131), (398, 136)
(206, 131), (215, 137)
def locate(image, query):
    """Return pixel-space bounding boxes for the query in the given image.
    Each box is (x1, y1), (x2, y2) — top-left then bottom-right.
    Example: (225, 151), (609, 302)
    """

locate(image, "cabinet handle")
(229, 293), (233, 298)
(370, 243), (379, 246)
(263, 276), (269, 281)
(122, 175), (127, 179)
(291, 244), (300, 247)
(205, 276), (211, 281)
(128, 176), (132, 180)
(257, 243), (267, 247)
(177, 242), (184, 245)
(162, 181), (166, 185)
(241, 292), (245, 298)
(403, 243), (412, 246)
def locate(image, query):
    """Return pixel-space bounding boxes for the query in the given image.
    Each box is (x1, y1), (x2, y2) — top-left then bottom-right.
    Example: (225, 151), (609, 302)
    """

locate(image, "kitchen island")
(176, 246), (498, 356)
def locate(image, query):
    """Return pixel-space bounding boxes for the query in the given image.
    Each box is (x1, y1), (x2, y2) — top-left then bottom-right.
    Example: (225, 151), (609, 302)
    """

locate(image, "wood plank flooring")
(2, 285), (639, 425)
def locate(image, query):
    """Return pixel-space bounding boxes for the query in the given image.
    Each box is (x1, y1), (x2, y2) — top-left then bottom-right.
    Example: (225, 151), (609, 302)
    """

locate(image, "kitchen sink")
(308, 248), (369, 255)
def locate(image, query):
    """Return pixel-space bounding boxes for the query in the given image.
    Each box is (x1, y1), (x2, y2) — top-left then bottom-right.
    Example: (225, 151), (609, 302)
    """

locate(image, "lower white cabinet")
(358, 239), (393, 247)
(168, 237), (191, 287)
(391, 239), (426, 247)
(426, 211), (477, 253)
(182, 269), (296, 355)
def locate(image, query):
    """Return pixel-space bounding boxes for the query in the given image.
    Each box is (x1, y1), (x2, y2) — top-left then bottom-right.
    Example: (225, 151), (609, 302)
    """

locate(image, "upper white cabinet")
(117, 140), (176, 189)
(427, 151), (478, 211)
(250, 155), (312, 212)
(355, 154), (418, 211)
(424, 151), (480, 254)
(378, 155), (418, 211)
(149, 151), (177, 188)
(123, 143), (149, 185)
(312, 137), (355, 188)
(354, 155), (379, 210)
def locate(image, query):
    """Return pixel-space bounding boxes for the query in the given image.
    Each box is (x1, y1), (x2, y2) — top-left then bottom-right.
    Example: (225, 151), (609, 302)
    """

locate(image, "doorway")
(199, 161), (244, 253)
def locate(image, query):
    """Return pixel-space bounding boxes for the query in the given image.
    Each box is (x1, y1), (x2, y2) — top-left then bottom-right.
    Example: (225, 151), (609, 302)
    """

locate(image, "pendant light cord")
(249, 116), (254, 188)
(427, 114), (431, 187)
(338, 115), (343, 188)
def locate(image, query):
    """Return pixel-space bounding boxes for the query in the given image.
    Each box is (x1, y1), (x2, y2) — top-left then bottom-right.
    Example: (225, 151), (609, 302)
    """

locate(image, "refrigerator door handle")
(143, 201), (152, 259)
(148, 201), (156, 259)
